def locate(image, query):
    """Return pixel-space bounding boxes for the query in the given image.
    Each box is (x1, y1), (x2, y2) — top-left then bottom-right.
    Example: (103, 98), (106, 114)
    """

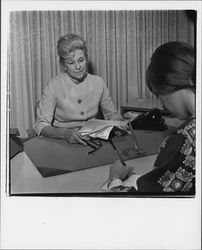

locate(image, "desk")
(10, 152), (156, 194)
(10, 117), (181, 195)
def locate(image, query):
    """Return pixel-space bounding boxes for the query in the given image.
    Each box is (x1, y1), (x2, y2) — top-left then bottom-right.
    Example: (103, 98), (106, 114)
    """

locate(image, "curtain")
(9, 10), (195, 136)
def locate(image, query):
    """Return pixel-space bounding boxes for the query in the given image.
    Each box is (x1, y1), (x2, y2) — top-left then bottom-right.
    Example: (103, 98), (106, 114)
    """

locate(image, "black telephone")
(131, 108), (168, 131)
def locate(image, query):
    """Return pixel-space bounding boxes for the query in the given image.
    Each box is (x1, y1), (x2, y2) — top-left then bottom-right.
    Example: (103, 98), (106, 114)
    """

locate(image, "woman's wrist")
(41, 126), (70, 139)
(62, 128), (73, 141)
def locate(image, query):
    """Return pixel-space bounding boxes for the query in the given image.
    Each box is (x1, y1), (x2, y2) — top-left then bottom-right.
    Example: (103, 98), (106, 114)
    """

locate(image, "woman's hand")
(64, 128), (87, 146)
(109, 160), (134, 181)
(113, 120), (130, 136)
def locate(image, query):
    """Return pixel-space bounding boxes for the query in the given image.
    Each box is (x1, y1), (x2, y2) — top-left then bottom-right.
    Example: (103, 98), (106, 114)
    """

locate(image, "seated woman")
(102, 41), (195, 194)
(34, 33), (125, 145)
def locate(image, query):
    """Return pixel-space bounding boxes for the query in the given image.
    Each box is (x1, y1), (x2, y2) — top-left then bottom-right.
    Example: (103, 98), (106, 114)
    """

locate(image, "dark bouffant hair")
(146, 41), (195, 95)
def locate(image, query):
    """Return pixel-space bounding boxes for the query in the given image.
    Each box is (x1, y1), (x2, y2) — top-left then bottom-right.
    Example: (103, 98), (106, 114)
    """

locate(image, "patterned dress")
(109, 117), (196, 195)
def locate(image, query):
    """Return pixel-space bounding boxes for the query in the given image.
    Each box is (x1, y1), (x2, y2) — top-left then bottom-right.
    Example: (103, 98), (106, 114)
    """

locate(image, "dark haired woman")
(102, 41), (195, 194)
(34, 34), (125, 145)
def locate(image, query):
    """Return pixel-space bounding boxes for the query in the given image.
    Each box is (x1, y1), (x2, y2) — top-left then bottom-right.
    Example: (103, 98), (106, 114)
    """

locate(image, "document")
(79, 119), (128, 140)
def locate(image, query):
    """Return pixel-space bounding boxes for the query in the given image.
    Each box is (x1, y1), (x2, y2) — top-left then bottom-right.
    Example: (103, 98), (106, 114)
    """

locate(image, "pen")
(128, 120), (139, 152)
(108, 138), (126, 166)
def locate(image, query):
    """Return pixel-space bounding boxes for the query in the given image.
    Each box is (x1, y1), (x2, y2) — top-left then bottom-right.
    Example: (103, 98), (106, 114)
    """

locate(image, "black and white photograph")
(8, 8), (197, 196)
(1, 1), (201, 249)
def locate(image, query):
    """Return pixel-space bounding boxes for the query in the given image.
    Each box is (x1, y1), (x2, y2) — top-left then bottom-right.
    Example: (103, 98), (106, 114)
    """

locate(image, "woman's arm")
(105, 118), (195, 193)
(41, 126), (70, 139)
(101, 160), (139, 192)
(41, 126), (87, 145)
(137, 119), (195, 193)
(34, 82), (56, 135)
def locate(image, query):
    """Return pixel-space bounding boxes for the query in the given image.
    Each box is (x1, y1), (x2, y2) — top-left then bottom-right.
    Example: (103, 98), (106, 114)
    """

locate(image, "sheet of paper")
(79, 119), (128, 139)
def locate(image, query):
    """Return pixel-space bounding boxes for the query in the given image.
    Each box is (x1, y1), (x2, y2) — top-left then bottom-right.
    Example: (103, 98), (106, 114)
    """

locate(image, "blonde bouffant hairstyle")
(57, 33), (88, 67)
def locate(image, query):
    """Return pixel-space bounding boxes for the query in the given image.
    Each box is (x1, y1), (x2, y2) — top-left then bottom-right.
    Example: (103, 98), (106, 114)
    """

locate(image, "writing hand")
(109, 160), (134, 181)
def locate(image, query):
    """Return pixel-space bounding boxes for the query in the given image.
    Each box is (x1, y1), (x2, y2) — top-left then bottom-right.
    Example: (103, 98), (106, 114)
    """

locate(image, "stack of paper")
(79, 119), (128, 140)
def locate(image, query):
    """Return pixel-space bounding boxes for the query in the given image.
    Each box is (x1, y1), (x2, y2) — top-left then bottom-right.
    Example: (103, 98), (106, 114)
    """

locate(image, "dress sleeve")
(101, 118), (195, 194)
(99, 79), (123, 121)
(136, 119), (195, 194)
(101, 174), (140, 192)
(33, 82), (56, 135)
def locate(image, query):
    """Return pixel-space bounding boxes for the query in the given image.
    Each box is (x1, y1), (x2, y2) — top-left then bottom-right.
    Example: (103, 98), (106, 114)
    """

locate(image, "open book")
(79, 119), (128, 140)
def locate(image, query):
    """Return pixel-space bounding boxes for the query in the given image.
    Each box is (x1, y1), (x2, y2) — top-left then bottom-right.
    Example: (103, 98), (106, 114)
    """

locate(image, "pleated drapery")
(9, 10), (195, 135)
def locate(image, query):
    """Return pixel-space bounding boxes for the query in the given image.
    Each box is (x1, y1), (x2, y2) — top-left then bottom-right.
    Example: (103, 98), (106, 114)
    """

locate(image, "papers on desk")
(79, 119), (128, 140)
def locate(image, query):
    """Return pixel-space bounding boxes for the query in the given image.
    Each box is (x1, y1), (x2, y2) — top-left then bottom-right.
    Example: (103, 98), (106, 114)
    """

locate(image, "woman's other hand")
(114, 123), (130, 136)
(64, 128), (87, 146)
(109, 160), (134, 180)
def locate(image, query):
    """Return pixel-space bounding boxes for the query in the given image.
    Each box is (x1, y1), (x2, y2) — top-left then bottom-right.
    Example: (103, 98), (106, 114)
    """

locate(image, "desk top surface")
(10, 151), (156, 194)
(10, 117), (181, 195)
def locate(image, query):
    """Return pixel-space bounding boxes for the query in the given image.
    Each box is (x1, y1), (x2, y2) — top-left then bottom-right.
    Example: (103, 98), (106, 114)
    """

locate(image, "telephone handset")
(130, 108), (168, 131)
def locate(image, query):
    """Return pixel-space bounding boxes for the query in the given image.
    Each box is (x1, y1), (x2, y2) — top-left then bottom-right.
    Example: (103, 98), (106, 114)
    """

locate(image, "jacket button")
(80, 111), (84, 115)
(77, 99), (82, 104)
